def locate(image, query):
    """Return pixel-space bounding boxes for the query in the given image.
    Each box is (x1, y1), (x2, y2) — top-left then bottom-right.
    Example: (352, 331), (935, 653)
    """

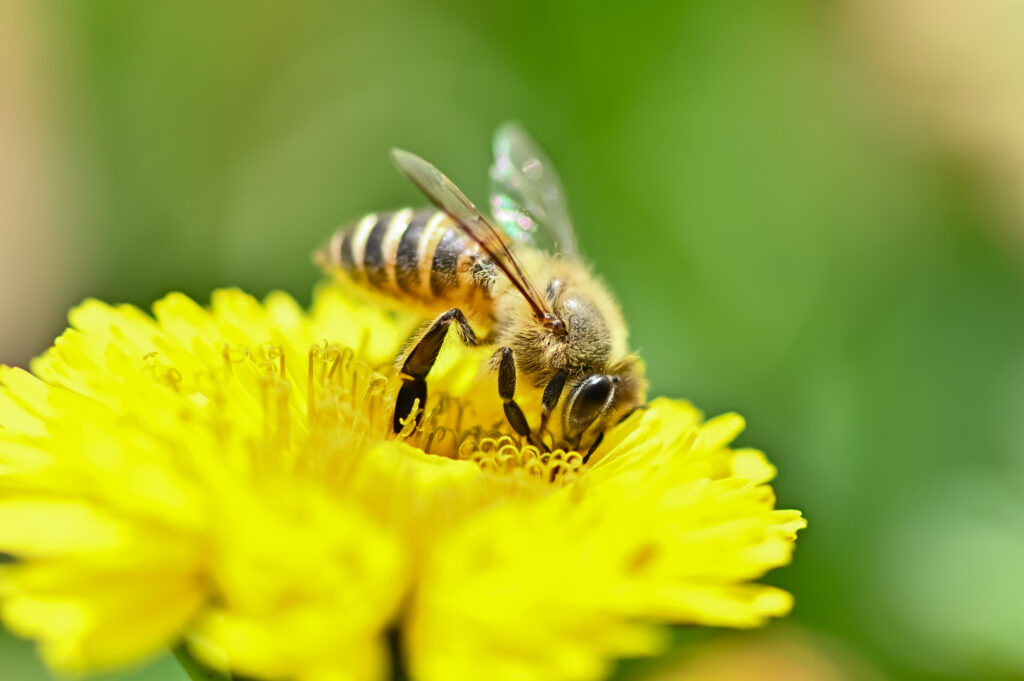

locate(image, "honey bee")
(316, 124), (647, 456)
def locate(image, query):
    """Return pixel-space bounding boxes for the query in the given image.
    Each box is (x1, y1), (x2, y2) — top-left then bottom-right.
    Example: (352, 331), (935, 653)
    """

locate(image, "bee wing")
(489, 122), (581, 260)
(390, 148), (555, 323)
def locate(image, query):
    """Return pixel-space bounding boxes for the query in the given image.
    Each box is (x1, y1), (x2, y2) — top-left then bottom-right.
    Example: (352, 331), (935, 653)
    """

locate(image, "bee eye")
(565, 374), (615, 437)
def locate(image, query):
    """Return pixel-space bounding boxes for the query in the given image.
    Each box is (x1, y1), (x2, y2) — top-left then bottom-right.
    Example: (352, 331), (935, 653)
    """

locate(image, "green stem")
(173, 645), (232, 681)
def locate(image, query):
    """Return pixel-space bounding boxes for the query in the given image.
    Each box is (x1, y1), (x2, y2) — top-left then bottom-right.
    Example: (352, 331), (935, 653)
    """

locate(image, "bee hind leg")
(394, 308), (478, 433)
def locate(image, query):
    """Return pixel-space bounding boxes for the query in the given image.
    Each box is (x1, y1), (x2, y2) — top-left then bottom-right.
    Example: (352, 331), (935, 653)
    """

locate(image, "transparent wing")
(489, 122), (581, 259)
(390, 148), (559, 327)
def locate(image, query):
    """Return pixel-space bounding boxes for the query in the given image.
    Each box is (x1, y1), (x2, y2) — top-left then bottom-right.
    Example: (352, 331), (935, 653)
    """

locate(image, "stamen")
(396, 399), (421, 438)
(143, 334), (592, 490)
(219, 340), (591, 486)
(423, 426), (455, 454)
(143, 352), (183, 392)
(457, 430), (582, 485)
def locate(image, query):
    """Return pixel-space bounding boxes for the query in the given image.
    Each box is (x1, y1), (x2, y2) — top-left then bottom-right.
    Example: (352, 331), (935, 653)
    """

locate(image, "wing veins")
(390, 148), (553, 322)
(490, 123), (581, 259)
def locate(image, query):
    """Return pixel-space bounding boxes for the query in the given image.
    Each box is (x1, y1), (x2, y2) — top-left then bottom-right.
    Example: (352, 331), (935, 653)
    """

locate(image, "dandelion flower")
(0, 285), (805, 681)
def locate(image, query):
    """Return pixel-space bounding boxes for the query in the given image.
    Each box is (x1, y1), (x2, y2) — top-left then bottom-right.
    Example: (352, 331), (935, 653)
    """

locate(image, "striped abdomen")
(317, 209), (496, 306)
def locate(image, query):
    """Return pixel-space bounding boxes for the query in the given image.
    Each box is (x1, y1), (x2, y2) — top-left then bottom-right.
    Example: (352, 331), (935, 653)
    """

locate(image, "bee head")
(562, 358), (647, 446)
(563, 374), (617, 439)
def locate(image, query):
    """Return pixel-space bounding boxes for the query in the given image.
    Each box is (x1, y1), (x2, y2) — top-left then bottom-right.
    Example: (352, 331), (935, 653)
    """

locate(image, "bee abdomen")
(318, 208), (494, 304)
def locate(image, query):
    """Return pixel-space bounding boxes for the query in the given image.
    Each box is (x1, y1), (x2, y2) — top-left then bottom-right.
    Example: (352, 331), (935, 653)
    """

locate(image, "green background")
(3, 1), (1024, 680)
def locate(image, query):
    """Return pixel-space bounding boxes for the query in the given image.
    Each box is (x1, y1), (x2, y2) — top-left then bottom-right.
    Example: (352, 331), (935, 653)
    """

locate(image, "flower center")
(194, 341), (584, 487)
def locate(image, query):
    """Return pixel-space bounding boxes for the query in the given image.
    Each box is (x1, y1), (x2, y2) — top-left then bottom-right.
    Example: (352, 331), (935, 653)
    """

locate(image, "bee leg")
(394, 308), (478, 433)
(496, 347), (545, 450)
(582, 431), (605, 464)
(538, 369), (568, 447)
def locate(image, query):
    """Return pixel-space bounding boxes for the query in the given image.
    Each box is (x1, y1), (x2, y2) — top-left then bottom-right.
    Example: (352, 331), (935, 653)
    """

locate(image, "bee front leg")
(496, 347), (547, 451)
(394, 308), (477, 433)
(538, 369), (567, 445)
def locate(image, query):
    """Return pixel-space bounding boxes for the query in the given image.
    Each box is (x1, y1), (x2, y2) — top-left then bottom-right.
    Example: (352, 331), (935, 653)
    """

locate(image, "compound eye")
(565, 374), (615, 436)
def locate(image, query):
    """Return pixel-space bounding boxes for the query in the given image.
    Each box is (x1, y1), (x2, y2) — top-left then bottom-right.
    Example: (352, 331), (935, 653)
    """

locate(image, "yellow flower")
(0, 285), (805, 681)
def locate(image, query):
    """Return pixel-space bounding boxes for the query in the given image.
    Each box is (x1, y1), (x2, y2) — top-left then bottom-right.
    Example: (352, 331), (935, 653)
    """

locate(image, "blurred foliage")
(5, 1), (1024, 680)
